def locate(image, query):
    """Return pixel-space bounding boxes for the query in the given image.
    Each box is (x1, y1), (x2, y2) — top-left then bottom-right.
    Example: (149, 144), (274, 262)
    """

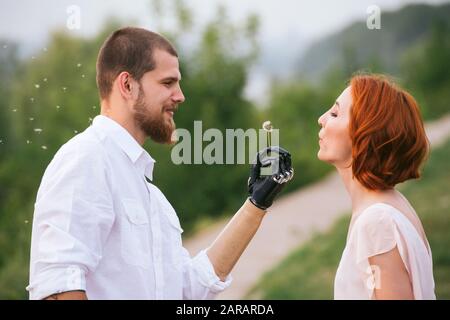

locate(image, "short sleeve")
(353, 207), (398, 264)
(350, 205), (409, 298)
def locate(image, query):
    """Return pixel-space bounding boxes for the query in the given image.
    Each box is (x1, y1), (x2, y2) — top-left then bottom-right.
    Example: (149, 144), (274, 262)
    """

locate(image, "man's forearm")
(206, 199), (266, 281)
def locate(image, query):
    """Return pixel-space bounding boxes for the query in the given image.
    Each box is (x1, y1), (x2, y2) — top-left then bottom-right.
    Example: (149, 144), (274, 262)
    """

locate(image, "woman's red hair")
(349, 74), (429, 190)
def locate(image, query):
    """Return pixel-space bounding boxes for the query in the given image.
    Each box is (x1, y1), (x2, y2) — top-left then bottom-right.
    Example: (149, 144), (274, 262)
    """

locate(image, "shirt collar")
(92, 115), (155, 180)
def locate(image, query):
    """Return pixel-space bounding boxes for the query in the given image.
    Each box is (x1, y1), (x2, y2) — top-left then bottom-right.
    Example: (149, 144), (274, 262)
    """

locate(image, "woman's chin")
(317, 149), (325, 161)
(317, 150), (333, 164)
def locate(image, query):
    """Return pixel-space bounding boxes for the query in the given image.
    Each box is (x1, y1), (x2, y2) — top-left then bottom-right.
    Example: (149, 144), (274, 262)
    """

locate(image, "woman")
(318, 74), (436, 299)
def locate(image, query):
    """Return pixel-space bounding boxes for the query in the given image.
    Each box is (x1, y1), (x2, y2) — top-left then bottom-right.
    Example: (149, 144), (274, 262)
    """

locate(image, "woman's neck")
(336, 165), (396, 216)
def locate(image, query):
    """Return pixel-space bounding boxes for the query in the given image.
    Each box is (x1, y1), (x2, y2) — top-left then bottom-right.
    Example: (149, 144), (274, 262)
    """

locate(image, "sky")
(0, 0), (447, 103)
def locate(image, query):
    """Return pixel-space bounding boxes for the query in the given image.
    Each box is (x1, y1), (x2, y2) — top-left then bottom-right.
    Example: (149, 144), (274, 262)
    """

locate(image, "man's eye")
(330, 112), (337, 117)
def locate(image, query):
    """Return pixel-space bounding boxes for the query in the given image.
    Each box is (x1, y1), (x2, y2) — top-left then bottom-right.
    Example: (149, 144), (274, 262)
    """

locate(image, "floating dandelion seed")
(77, 63), (82, 67)
(88, 117), (93, 122)
(43, 47), (47, 52)
(62, 87), (67, 92)
(0, 139), (3, 144)
(30, 97), (34, 102)
(35, 84), (40, 89)
(56, 105), (61, 110)
(92, 106), (97, 109)
(27, 140), (31, 144)
(25, 220), (29, 224)
(32, 56), (35, 60)
(34, 128), (43, 134)
(43, 78), (48, 82)
(3, 44), (7, 49)
(74, 130), (78, 134)
(29, 117), (34, 121)
(12, 108), (17, 112)
(81, 74), (85, 78)
(41, 145), (47, 150)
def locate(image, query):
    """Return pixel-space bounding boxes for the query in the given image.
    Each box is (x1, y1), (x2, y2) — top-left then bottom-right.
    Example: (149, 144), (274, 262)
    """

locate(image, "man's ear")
(117, 71), (138, 101)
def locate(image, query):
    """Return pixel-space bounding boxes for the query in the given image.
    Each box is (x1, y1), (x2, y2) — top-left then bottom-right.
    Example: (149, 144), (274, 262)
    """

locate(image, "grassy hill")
(296, 3), (450, 81)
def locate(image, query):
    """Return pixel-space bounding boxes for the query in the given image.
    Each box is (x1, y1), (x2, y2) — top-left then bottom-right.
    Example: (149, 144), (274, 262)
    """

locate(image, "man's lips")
(164, 106), (177, 117)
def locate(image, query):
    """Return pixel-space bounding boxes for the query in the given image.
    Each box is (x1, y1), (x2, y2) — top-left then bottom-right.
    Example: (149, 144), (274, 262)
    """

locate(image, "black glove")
(248, 146), (294, 210)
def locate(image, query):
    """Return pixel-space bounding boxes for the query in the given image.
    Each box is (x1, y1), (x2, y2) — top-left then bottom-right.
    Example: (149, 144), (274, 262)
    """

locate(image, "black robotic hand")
(248, 146), (294, 210)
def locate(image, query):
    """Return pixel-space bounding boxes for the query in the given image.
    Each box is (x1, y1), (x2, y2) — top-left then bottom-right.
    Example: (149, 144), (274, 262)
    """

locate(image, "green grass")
(247, 138), (450, 299)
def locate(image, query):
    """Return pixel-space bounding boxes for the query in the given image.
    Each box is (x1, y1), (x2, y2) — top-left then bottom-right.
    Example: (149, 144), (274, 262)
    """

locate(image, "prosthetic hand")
(248, 146), (294, 210)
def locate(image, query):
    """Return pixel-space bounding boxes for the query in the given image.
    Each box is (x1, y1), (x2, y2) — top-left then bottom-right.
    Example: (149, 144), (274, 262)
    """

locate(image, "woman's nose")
(318, 114), (325, 127)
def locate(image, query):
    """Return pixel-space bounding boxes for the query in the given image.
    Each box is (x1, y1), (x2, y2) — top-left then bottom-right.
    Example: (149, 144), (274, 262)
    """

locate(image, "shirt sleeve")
(353, 207), (400, 264)
(27, 141), (115, 300)
(180, 247), (232, 300)
(351, 206), (408, 298)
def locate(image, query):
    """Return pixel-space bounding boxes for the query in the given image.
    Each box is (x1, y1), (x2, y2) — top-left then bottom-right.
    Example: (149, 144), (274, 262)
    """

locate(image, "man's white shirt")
(27, 115), (231, 299)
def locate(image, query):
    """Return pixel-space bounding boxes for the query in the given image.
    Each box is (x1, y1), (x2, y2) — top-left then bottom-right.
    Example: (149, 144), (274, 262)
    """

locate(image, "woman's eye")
(330, 112), (337, 117)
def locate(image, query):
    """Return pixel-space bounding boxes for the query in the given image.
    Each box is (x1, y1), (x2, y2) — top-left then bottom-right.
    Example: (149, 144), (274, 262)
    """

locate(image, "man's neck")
(100, 104), (146, 146)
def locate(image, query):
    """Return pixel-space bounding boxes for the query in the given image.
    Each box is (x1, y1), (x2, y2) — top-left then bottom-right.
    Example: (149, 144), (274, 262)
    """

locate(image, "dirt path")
(184, 114), (450, 299)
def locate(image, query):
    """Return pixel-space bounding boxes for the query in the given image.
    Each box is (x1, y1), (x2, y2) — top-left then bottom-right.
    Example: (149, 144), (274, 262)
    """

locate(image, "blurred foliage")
(402, 20), (450, 120)
(248, 138), (450, 299)
(0, 2), (449, 299)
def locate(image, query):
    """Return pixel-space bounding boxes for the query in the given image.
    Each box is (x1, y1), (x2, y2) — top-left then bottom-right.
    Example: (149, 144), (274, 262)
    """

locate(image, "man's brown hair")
(96, 27), (178, 100)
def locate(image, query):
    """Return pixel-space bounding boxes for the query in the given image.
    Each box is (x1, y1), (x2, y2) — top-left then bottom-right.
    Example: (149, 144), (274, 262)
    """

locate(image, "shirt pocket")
(120, 198), (151, 268)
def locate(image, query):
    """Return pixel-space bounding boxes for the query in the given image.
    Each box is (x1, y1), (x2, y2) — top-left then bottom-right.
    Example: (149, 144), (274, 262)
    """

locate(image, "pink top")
(334, 203), (436, 300)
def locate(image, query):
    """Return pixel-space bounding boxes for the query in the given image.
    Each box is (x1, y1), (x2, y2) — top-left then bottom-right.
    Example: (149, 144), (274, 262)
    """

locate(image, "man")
(27, 27), (293, 300)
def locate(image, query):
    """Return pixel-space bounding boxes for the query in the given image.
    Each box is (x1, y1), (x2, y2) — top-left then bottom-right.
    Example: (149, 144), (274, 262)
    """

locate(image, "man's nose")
(173, 85), (185, 104)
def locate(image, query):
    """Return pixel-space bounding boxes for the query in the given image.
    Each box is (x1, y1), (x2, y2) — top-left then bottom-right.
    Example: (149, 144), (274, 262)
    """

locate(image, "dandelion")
(41, 145), (47, 150)
(34, 128), (43, 134)
(262, 121), (273, 154)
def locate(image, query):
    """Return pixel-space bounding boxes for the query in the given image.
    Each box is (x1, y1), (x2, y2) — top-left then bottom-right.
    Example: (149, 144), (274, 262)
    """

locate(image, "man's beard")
(133, 88), (176, 144)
